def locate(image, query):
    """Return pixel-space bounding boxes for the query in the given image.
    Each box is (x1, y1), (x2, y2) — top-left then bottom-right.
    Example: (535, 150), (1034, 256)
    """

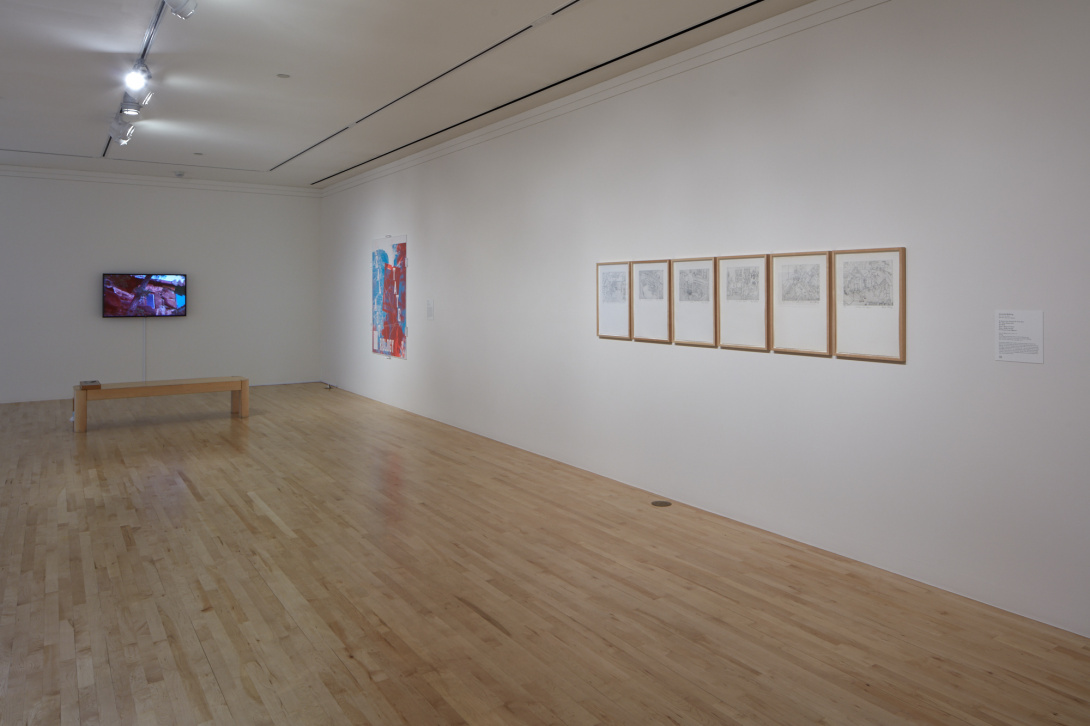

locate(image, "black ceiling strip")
(312, 0), (766, 185)
(269, 24), (535, 171)
(102, 137), (112, 157)
(268, 126), (352, 171)
(551, 0), (584, 16)
(276, 2), (584, 174)
(353, 25), (535, 126)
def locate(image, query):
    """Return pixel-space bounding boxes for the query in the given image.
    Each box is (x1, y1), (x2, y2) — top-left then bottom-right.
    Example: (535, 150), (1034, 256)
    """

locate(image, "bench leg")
(74, 389), (87, 433)
(232, 379), (249, 418)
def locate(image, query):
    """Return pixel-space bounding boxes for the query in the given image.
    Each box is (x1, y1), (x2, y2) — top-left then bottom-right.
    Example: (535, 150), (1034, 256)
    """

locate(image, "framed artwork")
(770, 251), (831, 356)
(631, 260), (672, 343)
(372, 235), (407, 358)
(832, 247), (906, 362)
(717, 254), (770, 351)
(597, 262), (632, 340)
(671, 257), (716, 347)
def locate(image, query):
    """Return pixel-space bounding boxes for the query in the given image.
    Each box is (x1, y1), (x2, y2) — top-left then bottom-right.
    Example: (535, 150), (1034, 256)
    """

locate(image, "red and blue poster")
(372, 236), (407, 358)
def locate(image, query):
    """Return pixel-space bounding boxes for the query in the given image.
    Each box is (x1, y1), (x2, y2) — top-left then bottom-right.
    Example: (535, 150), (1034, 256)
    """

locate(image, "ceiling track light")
(125, 60), (151, 93)
(130, 88), (154, 106)
(109, 116), (136, 145)
(119, 93), (144, 117)
(106, 0), (195, 154)
(164, 0), (197, 20)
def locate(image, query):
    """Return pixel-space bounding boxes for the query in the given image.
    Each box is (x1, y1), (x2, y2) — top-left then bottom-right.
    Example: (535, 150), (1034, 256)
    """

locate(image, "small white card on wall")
(995, 310), (1043, 363)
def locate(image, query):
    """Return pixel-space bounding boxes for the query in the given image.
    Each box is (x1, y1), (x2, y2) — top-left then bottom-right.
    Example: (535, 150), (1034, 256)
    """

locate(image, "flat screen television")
(103, 274), (187, 317)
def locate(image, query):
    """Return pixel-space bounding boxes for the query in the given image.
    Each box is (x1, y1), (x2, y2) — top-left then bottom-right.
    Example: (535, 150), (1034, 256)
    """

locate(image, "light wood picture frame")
(717, 254), (770, 352)
(671, 257), (716, 347)
(770, 251), (831, 356)
(631, 259), (672, 343)
(832, 247), (906, 362)
(596, 262), (632, 340)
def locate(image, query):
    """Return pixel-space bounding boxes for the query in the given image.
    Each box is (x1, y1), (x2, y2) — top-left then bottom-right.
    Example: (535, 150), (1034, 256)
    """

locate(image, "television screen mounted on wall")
(103, 274), (187, 317)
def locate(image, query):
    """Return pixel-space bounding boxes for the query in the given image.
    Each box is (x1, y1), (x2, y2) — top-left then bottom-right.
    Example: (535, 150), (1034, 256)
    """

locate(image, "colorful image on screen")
(103, 274), (187, 317)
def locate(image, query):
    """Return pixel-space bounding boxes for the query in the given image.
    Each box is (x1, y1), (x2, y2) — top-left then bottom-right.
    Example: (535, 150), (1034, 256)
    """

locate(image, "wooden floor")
(1, 384), (1088, 725)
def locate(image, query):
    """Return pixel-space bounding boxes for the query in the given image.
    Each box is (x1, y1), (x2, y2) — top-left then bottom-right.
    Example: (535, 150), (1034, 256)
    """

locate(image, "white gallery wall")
(0, 170), (322, 403)
(320, 0), (1090, 636)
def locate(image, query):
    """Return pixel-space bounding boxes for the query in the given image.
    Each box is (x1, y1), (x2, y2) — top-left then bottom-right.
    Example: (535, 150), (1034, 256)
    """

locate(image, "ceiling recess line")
(312, 0), (766, 185)
(269, 27), (533, 171)
(269, 26), (535, 171)
(268, 126), (354, 171)
(353, 26), (533, 126)
(551, 0), (584, 16)
(357, 0), (588, 125)
(269, 0), (588, 173)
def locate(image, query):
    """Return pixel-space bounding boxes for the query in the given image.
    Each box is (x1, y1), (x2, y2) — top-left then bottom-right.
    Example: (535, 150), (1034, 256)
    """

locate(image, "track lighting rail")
(103, 0), (195, 156)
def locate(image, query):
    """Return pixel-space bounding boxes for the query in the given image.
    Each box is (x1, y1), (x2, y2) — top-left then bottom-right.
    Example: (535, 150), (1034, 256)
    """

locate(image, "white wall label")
(427, 299), (435, 320)
(995, 310), (1043, 363)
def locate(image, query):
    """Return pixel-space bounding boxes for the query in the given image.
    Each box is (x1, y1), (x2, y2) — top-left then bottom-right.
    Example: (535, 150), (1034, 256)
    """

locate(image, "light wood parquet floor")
(1, 383), (1088, 725)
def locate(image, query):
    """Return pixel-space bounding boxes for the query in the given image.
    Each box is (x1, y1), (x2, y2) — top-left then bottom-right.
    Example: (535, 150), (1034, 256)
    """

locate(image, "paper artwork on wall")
(373, 235), (407, 358)
(671, 258), (716, 347)
(597, 262), (632, 339)
(771, 251), (831, 356)
(832, 248), (906, 362)
(599, 248), (905, 363)
(717, 254), (769, 351)
(632, 260), (671, 343)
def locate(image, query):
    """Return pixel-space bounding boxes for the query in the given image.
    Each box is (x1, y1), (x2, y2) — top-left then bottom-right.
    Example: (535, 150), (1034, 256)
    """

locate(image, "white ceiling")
(0, 0), (813, 189)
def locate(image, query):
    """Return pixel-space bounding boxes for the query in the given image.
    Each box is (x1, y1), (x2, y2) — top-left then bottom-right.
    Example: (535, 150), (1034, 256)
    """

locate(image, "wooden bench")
(73, 376), (248, 432)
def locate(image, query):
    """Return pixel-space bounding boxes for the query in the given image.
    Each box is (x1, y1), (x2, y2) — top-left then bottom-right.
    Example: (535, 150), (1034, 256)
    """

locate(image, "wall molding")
(0, 164), (322, 199)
